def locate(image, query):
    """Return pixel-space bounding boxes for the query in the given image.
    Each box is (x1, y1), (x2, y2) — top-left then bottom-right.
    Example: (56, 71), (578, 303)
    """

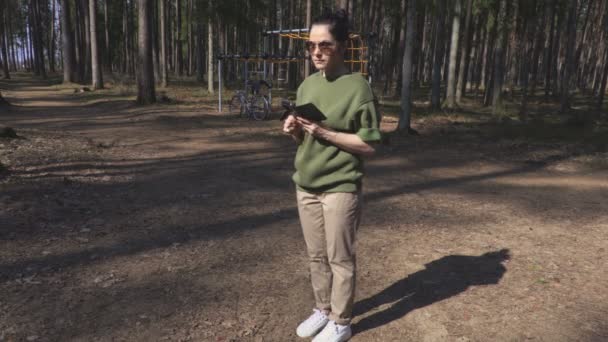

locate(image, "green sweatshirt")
(293, 72), (381, 193)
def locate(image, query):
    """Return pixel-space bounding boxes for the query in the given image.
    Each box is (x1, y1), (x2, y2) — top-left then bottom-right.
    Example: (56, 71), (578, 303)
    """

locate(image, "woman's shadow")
(353, 249), (510, 334)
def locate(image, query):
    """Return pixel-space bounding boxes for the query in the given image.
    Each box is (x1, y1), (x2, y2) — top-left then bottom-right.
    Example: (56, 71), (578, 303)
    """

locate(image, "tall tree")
(207, 0), (214, 94)
(31, 0), (47, 79)
(60, 0), (77, 82)
(445, 0), (462, 109)
(89, 0), (103, 89)
(175, 0), (183, 76)
(195, 10), (203, 82)
(491, 0), (511, 117)
(398, 0), (417, 132)
(104, 0), (111, 71)
(456, 0), (473, 103)
(431, 0), (447, 111)
(0, 1), (10, 79)
(598, 48), (608, 111)
(304, 0), (311, 78)
(160, 0), (168, 87)
(49, 0), (56, 73)
(560, 0), (578, 112)
(81, 0), (91, 81)
(136, 0), (156, 104)
(544, 0), (557, 98)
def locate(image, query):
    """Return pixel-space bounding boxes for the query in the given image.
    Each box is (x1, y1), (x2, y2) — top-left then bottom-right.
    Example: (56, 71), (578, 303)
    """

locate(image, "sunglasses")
(304, 40), (337, 54)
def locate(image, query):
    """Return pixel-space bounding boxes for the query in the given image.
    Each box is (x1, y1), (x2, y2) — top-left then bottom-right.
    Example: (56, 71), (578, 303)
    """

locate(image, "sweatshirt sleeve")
(354, 100), (382, 142)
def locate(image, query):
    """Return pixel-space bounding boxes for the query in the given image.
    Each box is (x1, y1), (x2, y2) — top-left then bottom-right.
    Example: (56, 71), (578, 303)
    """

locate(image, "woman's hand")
(283, 114), (301, 134)
(283, 114), (304, 144)
(296, 117), (375, 157)
(295, 117), (326, 137)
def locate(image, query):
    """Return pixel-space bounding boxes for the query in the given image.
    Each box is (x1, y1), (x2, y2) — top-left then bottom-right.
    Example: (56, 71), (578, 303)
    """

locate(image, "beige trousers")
(296, 189), (362, 325)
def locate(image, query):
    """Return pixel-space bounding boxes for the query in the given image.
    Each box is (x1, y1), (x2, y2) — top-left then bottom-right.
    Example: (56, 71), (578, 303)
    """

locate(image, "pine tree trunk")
(82, 0), (91, 81)
(122, 0), (127, 73)
(597, 48), (608, 111)
(0, 2), (10, 79)
(544, 0), (556, 98)
(136, 0), (156, 104)
(188, 0), (194, 76)
(445, 0), (462, 108)
(473, 15), (487, 95)
(49, 0), (56, 73)
(207, 0), (214, 94)
(90, 0), (103, 89)
(398, 0), (417, 132)
(60, 0), (76, 82)
(431, 0), (447, 111)
(104, 0), (111, 72)
(304, 0), (311, 78)
(529, 0), (546, 96)
(176, 0), (182, 76)
(491, 0), (510, 117)
(574, 0), (593, 90)
(483, 3), (498, 106)
(551, 6), (564, 97)
(560, 0), (577, 112)
(519, 9), (536, 120)
(196, 18), (203, 82)
(395, 0), (407, 96)
(160, 0), (168, 87)
(456, 0), (473, 102)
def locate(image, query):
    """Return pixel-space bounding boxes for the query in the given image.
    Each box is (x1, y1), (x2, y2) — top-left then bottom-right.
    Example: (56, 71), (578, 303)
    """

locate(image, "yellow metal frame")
(276, 32), (369, 75)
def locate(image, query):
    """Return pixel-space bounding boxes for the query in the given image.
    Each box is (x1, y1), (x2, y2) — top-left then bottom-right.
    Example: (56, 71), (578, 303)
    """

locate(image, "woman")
(282, 9), (381, 342)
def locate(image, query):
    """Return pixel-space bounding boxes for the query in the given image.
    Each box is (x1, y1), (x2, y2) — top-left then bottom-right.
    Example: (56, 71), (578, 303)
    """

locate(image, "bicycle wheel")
(229, 95), (246, 117)
(250, 95), (270, 121)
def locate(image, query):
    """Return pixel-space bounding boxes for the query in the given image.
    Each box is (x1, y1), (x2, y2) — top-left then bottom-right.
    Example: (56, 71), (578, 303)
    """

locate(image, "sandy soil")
(1, 76), (607, 342)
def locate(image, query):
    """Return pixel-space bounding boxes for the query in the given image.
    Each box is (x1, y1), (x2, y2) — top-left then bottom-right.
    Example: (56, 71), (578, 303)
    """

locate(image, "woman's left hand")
(295, 117), (325, 137)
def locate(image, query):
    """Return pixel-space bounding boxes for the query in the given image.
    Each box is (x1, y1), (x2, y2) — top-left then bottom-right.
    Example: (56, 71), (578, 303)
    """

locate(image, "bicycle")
(228, 80), (272, 121)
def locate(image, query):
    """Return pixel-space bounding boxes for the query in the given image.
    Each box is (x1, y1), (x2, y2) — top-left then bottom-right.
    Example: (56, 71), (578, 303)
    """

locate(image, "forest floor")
(1, 73), (608, 342)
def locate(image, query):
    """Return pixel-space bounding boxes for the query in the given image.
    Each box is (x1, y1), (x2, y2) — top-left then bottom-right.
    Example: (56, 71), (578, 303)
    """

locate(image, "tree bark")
(560, 0), (577, 112)
(431, 0), (447, 111)
(60, 0), (76, 82)
(398, 0), (417, 132)
(207, 0), (214, 94)
(89, 0), (103, 89)
(519, 6), (536, 120)
(160, 0), (168, 87)
(31, 0), (47, 78)
(445, 0), (462, 108)
(104, 0), (111, 71)
(196, 17), (203, 82)
(395, 0), (407, 95)
(0, 2), (10, 79)
(491, 0), (510, 117)
(49, 0), (56, 73)
(81, 0), (91, 80)
(574, 0), (593, 90)
(304, 0), (311, 78)
(175, 0), (182, 76)
(456, 0), (473, 103)
(544, 0), (556, 98)
(122, 0), (127, 73)
(597, 48), (608, 111)
(136, 0), (156, 104)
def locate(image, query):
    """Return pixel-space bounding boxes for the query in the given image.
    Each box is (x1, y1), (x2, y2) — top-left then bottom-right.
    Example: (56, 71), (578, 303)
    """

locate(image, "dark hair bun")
(311, 8), (350, 42)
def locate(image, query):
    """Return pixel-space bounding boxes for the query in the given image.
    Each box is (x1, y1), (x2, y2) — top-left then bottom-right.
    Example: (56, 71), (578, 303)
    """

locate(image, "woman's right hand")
(282, 114), (301, 134)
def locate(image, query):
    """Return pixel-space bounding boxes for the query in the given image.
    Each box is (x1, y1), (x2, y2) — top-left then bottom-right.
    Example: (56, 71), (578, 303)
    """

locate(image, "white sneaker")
(311, 320), (352, 342)
(296, 309), (329, 338)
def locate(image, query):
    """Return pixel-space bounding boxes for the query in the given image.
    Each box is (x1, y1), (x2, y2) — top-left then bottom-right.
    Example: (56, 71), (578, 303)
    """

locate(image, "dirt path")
(1, 77), (607, 342)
